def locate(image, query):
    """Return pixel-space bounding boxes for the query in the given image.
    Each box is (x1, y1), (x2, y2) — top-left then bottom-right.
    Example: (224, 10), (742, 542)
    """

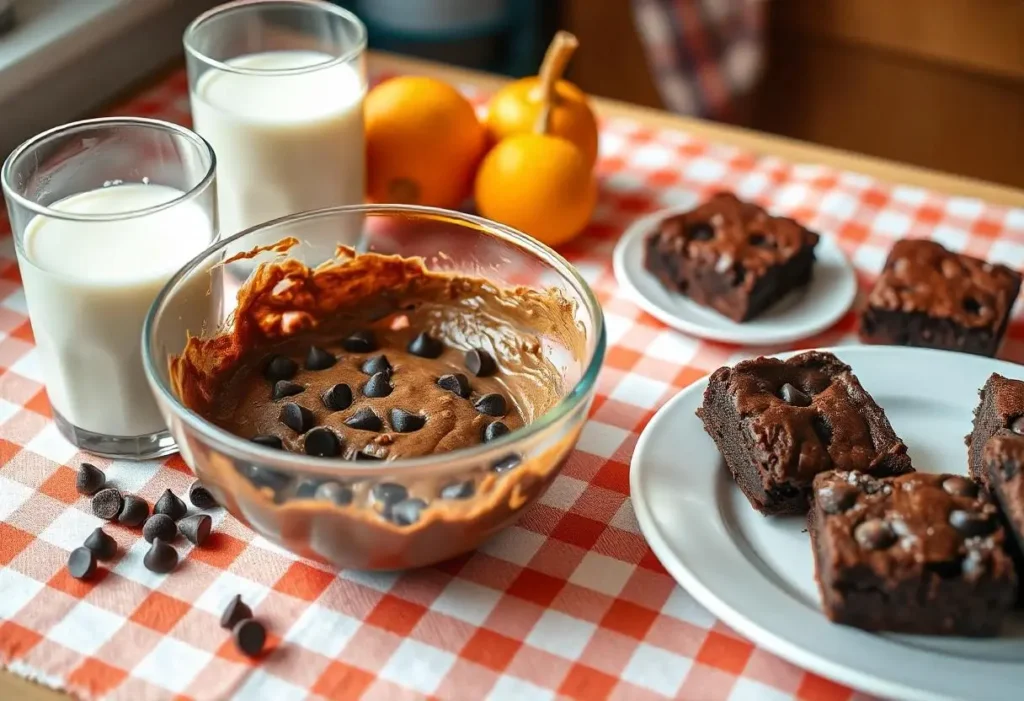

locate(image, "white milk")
(18, 184), (214, 437)
(191, 51), (365, 242)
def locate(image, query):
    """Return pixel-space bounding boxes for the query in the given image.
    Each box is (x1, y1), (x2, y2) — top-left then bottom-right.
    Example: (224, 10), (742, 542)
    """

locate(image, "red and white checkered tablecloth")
(1, 68), (1023, 701)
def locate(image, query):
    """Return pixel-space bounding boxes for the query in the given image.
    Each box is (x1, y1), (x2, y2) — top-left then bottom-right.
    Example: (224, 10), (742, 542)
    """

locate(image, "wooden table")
(3, 51), (1023, 701)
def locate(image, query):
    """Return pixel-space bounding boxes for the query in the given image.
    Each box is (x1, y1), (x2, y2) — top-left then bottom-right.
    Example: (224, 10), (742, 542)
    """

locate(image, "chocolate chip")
(83, 528), (117, 561)
(295, 479), (319, 499)
(320, 383), (353, 412)
(854, 519), (895, 550)
(76, 462), (105, 496)
(345, 408), (382, 432)
(484, 421), (510, 443)
(144, 538), (178, 574)
(117, 494), (149, 527)
(408, 331), (443, 358)
(220, 594), (253, 630)
(304, 427), (342, 457)
(474, 393), (507, 417)
(179, 514), (212, 546)
(390, 408), (425, 433)
(688, 222), (714, 240)
(779, 383), (812, 407)
(154, 489), (187, 521)
(949, 509), (995, 537)
(372, 482), (408, 508)
(465, 348), (496, 377)
(244, 465), (291, 492)
(280, 402), (316, 433)
(342, 330), (377, 353)
(437, 373), (470, 398)
(1010, 416), (1024, 435)
(92, 488), (123, 521)
(440, 481), (474, 500)
(817, 483), (858, 514)
(363, 372), (393, 398)
(356, 452), (383, 461)
(263, 355), (297, 382)
(272, 380), (304, 400)
(143, 514), (177, 543)
(251, 434), (283, 449)
(189, 481), (218, 509)
(962, 297), (982, 315)
(68, 547), (97, 580)
(233, 618), (266, 658)
(315, 481), (353, 505)
(389, 498), (427, 526)
(304, 345), (335, 371)
(492, 454), (522, 473)
(361, 354), (392, 376)
(942, 476), (978, 498)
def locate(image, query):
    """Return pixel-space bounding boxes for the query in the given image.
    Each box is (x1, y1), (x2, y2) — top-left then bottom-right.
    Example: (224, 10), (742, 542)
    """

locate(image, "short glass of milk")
(1, 117), (217, 459)
(184, 0), (367, 248)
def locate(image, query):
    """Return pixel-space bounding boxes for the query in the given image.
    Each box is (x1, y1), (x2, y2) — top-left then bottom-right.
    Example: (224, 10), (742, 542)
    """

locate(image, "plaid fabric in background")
(0, 66), (1022, 701)
(631, 0), (765, 119)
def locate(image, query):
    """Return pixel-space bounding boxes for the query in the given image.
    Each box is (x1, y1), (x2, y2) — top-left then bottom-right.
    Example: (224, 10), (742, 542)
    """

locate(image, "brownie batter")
(168, 242), (589, 569)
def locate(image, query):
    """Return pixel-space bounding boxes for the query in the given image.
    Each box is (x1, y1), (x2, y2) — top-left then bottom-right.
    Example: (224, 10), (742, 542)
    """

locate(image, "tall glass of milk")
(184, 0), (367, 254)
(1, 118), (218, 459)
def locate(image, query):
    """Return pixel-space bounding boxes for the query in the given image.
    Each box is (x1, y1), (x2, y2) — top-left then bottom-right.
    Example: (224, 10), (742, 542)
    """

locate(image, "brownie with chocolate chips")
(808, 470), (1017, 636)
(967, 373), (1024, 488)
(697, 351), (913, 515)
(859, 239), (1021, 356)
(983, 430), (1024, 559)
(644, 192), (820, 322)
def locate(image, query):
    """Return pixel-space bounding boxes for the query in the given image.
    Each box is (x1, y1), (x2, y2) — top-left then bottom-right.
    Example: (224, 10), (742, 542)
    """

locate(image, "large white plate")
(612, 202), (857, 345)
(630, 346), (1024, 701)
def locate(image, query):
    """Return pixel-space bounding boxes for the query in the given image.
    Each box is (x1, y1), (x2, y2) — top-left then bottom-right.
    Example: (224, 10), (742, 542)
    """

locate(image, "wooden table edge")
(4, 49), (1024, 701)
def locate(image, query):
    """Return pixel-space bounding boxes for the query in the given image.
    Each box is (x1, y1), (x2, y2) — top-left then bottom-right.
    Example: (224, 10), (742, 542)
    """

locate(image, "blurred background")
(0, 0), (1021, 187)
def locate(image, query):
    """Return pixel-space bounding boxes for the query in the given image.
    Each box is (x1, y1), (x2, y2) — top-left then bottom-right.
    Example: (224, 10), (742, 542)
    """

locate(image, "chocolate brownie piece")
(809, 471), (1016, 636)
(967, 373), (1024, 487)
(859, 239), (1021, 356)
(983, 430), (1024, 556)
(697, 351), (913, 515)
(644, 192), (819, 322)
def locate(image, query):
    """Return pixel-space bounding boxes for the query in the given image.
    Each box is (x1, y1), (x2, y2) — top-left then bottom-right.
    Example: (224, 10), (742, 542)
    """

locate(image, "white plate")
(630, 346), (1024, 701)
(612, 201), (858, 345)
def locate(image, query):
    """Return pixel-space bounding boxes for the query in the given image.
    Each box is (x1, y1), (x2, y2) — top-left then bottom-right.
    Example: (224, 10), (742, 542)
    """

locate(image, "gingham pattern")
(1, 68), (1023, 701)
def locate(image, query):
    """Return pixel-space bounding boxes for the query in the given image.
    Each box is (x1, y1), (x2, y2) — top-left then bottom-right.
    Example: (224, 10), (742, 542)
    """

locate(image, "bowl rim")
(142, 203), (607, 479)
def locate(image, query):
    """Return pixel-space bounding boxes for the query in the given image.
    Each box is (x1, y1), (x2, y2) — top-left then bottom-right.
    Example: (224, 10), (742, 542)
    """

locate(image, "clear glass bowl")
(143, 205), (605, 570)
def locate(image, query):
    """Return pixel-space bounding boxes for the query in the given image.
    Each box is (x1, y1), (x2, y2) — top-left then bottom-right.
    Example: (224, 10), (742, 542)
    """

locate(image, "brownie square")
(644, 192), (819, 322)
(967, 373), (1024, 487)
(983, 430), (1024, 560)
(809, 471), (1017, 636)
(859, 239), (1021, 356)
(697, 350), (913, 515)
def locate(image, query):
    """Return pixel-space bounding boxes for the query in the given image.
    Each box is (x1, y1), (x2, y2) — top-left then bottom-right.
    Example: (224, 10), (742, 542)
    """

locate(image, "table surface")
(1, 51), (1023, 701)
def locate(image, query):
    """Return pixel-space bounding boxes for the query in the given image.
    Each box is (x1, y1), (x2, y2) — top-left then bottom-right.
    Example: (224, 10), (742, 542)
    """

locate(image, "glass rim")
(142, 204), (607, 480)
(0, 117), (217, 223)
(183, 0), (368, 77)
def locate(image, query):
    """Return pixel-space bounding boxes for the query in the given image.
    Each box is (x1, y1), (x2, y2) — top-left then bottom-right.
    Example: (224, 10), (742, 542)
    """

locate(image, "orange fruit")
(486, 78), (599, 169)
(365, 76), (486, 209)
(474, 133), (596, 248)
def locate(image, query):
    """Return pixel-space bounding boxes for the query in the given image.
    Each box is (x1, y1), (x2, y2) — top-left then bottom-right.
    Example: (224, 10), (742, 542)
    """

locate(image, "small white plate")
(630, 346), (1024, 701)
(612, 201), (858, 345)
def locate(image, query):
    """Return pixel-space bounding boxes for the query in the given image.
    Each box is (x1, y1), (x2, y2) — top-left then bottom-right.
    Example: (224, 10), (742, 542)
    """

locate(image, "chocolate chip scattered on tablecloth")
(233, 618), (266, 658)
(154, 489), (187, 521)
(68, 547), (97, 580)
(76, 462), (106, 496)
(92, 488), (124, 521)
(83, 528), (117, 561)
(220, 594), (253, 630)
(143, 514), (177, 543)
(117, 495), (149, 527)
(189, 481), (218, 509)
(179, 514), (212, 546)
(144, 538), (178, 574)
